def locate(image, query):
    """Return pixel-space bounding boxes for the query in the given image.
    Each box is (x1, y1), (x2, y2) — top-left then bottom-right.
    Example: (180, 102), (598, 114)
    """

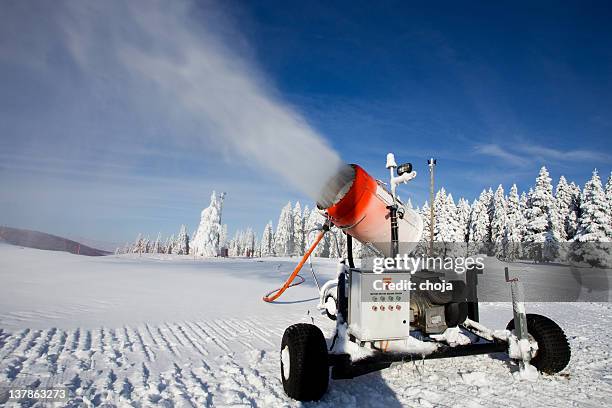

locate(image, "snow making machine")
(266, 153), (571, 402)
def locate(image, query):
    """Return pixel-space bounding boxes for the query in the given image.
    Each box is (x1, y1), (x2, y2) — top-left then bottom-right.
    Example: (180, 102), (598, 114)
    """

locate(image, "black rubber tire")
(449, 280), (467, 301)
(280, 323), (329, 401)
(444, 302), (468, 327)
(506, 314), (571, 374)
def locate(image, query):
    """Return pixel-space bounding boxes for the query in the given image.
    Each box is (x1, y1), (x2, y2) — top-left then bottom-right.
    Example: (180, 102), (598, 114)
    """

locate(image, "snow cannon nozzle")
(316, 164), (356, 210)
(314, 155), (423, 257)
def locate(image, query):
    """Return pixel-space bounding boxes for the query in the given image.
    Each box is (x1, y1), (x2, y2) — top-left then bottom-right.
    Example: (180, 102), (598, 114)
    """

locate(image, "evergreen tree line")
(119, 167), (612, 265)
(417, 167), (612, 264)
(252, 166), (612, 262)
(119, 225), (190, 255)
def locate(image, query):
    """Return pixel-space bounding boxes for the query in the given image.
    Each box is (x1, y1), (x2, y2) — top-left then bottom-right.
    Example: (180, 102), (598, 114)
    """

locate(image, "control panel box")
(348, 269), (411, 342)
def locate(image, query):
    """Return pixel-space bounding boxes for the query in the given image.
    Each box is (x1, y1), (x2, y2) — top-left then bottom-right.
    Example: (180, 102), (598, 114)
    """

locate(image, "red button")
(380, 306), (386, 311)
(396, 305), (401, 311)
(372, 306), (378, 311)
(389, 305), (394, 311)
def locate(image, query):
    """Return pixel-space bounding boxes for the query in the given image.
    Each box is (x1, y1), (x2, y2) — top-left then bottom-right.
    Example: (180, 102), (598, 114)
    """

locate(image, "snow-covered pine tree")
(433, 189), (455, 242)
(231, 230), (246, 256)
(237, 229), (246, 256)
(606, 172), (612, 232)
(419, 201), (431, 244)
(153, 233), (161, 254)
(432, 189), (444, 241)
(274, 202), (295, 257)
(302, 205), (311, 245)
(484, 187), (494, 240)
(519, 190), (530, 259)
(228, 232), (238, 256)
(131, 233), (143, 254)
(305, 209), (329, 257)
(165, 234), (175, 254)
(555, 176), (573, 241)
(159, 237), (167, 254)
(413, 201), (432, 256)
(491, 185), (507, 243)
(432, 190), (460, 256)
(456, 198), (471, 243)
(523, 166), (556, 261)
(571, 169), (611, 266)
(174, 225), (189, 255)
(237, 230), (246, 256)
(243, 228), (255, 257)
(260, 221), (275, 257)
(219, 224), (228, 254)
(254, 238), (260, 257)
(191, 191), (223, 257)
(543, 210), (561, 262)
(519, 191), (528, 213)
(293, 202), (305, 256)
(491, 185), (508, 257)
(468, 191), (491, 254)
(302, 205), (311, 225)
(504, 184), (523, 260)
(566, 182), (581, 239)
(574, 169), (611, 241)
(446, 193), (462, 254)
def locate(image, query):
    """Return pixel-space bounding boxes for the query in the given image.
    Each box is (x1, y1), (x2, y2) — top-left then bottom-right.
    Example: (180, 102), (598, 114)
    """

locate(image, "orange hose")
(262, 230), (326, 302)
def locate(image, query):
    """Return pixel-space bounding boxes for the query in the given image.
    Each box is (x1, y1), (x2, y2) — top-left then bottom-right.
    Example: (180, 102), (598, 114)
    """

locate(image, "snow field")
(0, 245), (611, 407)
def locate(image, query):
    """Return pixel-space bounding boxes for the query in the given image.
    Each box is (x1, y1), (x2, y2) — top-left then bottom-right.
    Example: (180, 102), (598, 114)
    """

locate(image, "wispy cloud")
(473, 144), (530, 166)
(473, 142), (611, 167)
(517, 144), (612, 163)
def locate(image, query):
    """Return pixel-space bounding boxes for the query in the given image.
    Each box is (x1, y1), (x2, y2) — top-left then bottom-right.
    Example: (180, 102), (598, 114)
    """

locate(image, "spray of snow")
(54, 0), (344, 200)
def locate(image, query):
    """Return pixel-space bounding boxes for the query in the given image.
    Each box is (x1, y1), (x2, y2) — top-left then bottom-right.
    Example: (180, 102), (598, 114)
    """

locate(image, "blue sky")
(1, 0), (611, 247)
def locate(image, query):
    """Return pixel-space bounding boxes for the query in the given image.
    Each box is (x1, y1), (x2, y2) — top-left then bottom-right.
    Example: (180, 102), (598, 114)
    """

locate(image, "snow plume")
(52, 0), (344, 200)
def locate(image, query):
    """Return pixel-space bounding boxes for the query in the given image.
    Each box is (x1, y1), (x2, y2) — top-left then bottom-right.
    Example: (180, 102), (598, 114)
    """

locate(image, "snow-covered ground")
(1, 243), (611, 407)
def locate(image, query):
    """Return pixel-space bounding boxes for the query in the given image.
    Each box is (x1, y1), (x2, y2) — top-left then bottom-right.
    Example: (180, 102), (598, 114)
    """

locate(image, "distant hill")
(65, 235), (123, 252)
(0, 226), (109, 256)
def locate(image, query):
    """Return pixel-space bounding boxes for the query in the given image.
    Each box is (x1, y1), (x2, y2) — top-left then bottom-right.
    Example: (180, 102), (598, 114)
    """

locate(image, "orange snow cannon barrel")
(317, 164), (422, 257)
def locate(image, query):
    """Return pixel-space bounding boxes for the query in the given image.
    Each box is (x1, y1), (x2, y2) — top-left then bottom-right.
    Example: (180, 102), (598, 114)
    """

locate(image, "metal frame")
(325, 239), (519, 380)
(329, 339), (508, 379)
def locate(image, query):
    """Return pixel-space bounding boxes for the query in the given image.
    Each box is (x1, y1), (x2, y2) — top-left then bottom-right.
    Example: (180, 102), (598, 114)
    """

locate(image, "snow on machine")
(265, 154), (571, 402)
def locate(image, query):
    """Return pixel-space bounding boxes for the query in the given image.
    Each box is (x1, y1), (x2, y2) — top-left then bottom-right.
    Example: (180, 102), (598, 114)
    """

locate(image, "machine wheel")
(280, 323), (329, 401)
(506, 314), (571, 374)
(449, 280), (467, 301)
(444, 302), (468, 327)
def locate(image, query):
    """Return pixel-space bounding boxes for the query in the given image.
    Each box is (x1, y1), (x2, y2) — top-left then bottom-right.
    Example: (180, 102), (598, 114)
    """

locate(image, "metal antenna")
(427, 158), (436, 256)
